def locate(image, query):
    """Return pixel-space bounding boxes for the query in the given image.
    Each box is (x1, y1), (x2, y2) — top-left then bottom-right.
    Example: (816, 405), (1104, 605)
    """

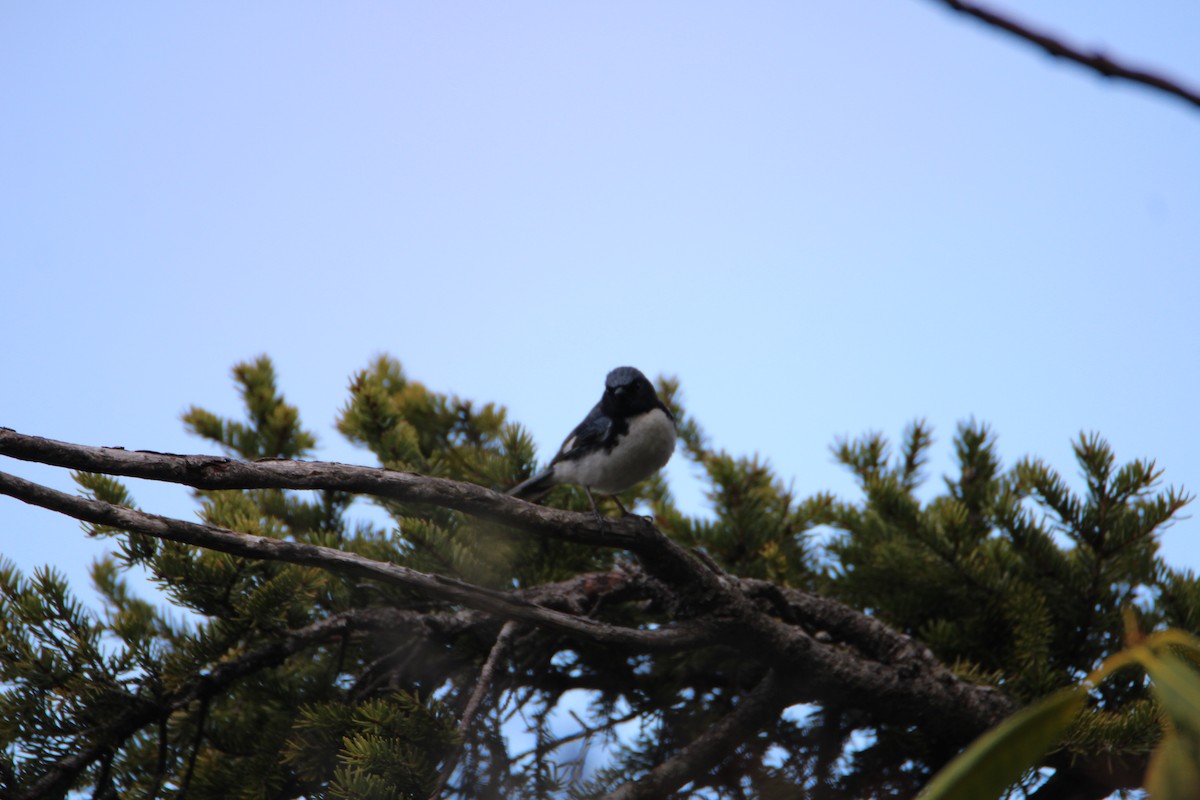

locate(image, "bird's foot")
(612, 495), (654, 522)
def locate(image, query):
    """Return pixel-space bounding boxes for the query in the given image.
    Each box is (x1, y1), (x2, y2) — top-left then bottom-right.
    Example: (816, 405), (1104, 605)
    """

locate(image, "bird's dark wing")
(551, 403), (612, 464)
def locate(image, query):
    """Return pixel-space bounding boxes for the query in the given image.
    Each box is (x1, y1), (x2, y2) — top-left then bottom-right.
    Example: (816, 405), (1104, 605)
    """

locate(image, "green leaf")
(1142, 651), (1200, 737)
(1145, 729), (1200, 800)
(918, 687), (1086, 800)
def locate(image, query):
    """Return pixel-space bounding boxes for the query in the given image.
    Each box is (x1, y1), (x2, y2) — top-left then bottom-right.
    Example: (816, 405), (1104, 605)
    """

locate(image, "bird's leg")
(611, 494), (632, 517)
(584, 487), (605, 526)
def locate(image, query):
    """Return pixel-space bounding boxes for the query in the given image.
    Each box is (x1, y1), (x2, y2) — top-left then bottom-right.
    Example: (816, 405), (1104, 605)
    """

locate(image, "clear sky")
(2, 2), (1198, 604)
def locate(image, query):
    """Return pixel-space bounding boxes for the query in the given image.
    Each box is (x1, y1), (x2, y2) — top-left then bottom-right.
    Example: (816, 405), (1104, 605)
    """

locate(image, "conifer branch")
(931, 0), (1200, 110)
(3, 355), (1185, 797)
(9, 607), (436, 800)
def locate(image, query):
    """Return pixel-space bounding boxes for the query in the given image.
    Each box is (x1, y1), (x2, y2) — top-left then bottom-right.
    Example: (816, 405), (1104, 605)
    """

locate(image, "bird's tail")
(507, 468), (557, 501)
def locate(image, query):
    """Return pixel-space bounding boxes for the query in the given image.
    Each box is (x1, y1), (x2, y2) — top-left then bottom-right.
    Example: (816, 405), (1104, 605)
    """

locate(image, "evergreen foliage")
(0, 354), (1193, 799)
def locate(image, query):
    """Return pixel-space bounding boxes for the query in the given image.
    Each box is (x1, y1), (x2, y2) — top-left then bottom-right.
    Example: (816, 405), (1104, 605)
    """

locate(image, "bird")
(508, 366), (677, 518)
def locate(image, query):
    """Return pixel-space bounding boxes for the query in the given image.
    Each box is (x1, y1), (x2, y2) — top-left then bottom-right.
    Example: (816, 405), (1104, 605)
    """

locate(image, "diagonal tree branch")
(0, 428), (729, 596)
(0, 469), (706, 654)
(0, 427), (647, 552)
(932, 0), (1200, 111)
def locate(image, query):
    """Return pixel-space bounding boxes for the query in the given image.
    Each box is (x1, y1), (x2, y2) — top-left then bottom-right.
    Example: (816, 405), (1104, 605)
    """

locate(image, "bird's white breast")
(555, 408), (676, 495)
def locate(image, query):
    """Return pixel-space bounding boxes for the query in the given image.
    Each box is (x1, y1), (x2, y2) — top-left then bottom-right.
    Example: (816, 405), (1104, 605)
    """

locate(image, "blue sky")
(2, 2), (1198, 603)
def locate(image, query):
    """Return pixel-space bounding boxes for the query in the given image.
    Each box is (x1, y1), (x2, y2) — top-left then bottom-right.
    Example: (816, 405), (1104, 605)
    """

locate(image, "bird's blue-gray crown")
(605, 366), (646, 389)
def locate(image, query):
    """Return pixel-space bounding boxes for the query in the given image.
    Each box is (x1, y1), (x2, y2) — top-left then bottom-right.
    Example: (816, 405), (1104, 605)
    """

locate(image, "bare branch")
(0, 433), (793, 631)
(459, 621), (519, 735)
(0, 469), (706, 653)
(0, 427), (645, 552)
(739, 577), (1017, 757)
(932, 0), (1200, 111)
(0, 427), (726, 594)
(601, 671), (787, 800)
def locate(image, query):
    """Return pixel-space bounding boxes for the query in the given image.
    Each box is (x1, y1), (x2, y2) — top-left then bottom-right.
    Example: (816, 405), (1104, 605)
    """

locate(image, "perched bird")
(508, 366), (677, 517)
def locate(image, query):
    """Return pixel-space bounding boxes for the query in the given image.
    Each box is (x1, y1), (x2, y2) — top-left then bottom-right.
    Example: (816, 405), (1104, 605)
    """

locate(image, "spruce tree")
(0, 355), (1193, 799)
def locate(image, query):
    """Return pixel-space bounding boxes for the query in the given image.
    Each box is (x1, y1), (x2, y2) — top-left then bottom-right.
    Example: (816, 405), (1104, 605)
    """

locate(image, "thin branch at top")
(932, 0), (1200, 110)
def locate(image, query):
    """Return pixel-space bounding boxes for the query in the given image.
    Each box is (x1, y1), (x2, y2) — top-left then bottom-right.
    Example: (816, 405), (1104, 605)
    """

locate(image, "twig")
(147, 715), (168, 799)
(176, 694), (208, 800)
(89, 750), (114, 800)
(429, 621), (519, 800)
(932, 0), (1200, 110)
(600, 671), (787, 800)
(461, 621), (519, 733)
(510, 708), (642, 763)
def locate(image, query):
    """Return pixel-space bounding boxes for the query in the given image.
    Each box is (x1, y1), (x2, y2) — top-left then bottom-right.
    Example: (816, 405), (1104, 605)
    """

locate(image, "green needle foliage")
(0, 354), (1194, 799)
